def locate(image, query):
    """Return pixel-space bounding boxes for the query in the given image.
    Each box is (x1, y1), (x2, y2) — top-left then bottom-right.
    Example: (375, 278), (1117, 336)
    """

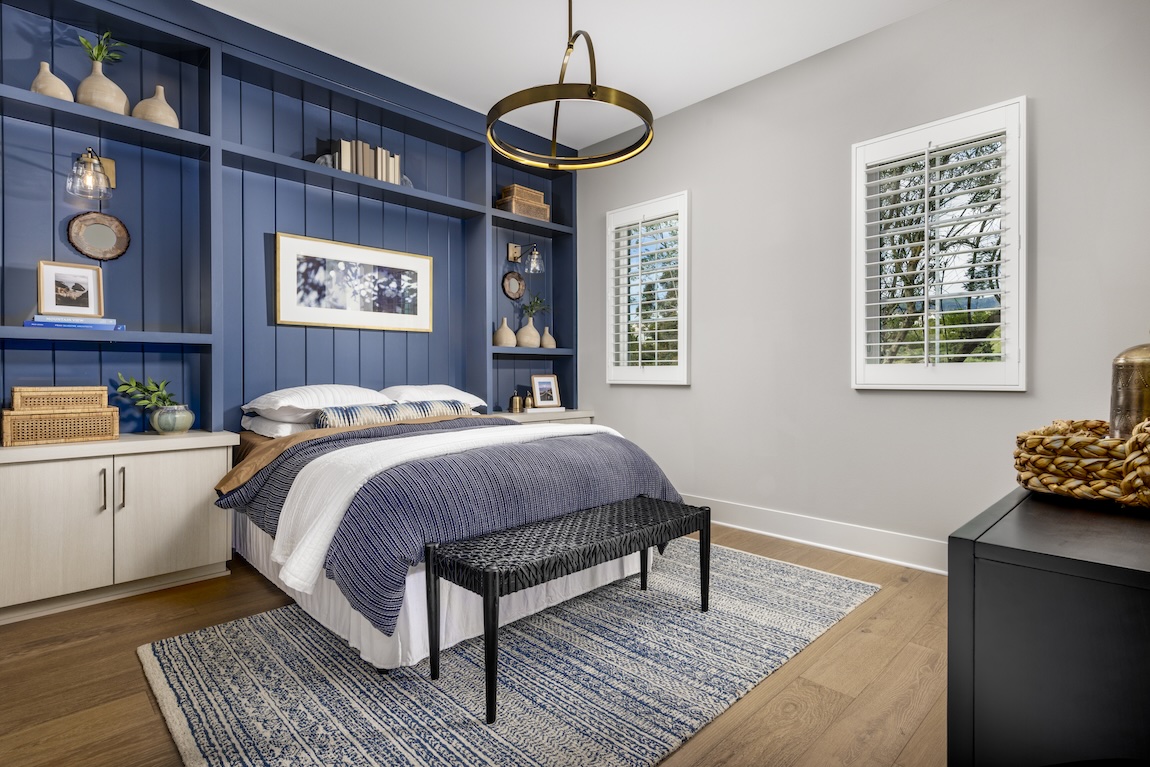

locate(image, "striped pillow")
(315, 399), (473, 429)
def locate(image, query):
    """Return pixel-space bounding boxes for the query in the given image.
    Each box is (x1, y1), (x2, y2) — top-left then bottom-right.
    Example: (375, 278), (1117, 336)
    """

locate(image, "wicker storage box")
(2, 406), (120, 447)
(496, 196), (550, 222)
(11, 385), (108, 411)
(500, 184), (545, 204)
(1014, 419), (1150, 507)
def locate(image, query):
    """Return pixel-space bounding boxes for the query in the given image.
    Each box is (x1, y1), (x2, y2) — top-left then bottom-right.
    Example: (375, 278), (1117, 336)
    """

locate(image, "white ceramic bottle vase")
(76, 60), (130, 115)
(132, 84), (180, 128)
(30, 61), (74, 102)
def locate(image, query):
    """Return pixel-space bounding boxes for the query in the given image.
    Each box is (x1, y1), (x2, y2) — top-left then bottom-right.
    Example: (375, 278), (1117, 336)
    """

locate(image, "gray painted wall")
(576, 0), (1150, 571)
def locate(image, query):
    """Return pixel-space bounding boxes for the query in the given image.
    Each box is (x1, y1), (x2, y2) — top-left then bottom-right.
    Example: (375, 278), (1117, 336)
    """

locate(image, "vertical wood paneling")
(426, 143), (449, 200)
(180, 155), (203, 334)
(222, 165), (246, 427)
(142, 146), (183, 331)
(381, 201), (407, 387)
(139, 48), (182, 126)
(49, 19), (88, 89)
(273, 80), (303, 159)
(446, 216), (465, 389)
(3, 119), (53, 324)
(2, 6), (43, 90)
(274, 178), (305, 388)
(102, 342), (146, 432)
(404, 136), (427, 193)
(427, 213), (451, 387)
(221, 75), (241, 143)
(405, 208), (429, 384)
(101, 139), (143, 328)
(240, 80), (273, 152)
(240, 170), (275, 408)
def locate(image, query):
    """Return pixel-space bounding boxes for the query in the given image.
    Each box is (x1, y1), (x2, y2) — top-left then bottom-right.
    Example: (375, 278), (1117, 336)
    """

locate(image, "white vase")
(541, 326), (556, 348)
(132, 84), (179, 128)
(493, 317), (516, 347)
(76, 60), (129, 115)
(30, 61), (73, 102)
(516, 316), (540, 348)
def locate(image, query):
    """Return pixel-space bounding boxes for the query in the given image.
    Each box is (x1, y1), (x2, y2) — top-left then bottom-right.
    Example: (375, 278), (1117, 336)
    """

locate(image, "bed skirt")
(232, 512), (645, 668)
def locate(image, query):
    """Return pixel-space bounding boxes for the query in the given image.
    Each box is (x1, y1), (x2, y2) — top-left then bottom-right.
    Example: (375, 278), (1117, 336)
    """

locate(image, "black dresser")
(949, 487), (1150, 767)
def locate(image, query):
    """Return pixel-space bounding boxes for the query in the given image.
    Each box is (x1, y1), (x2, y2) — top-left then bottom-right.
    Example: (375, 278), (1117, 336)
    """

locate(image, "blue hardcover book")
(24, 321), (126, 330)
(33, 314), (118, 325)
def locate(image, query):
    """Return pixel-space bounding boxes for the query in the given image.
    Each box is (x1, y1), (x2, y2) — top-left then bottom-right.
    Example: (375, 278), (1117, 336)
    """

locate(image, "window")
(852, 98), (1027, 390)
(606, 191), (689, 385)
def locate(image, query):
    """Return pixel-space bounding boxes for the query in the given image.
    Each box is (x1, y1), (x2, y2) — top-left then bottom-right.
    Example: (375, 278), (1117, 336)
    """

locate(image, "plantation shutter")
(852, 98), (1027, 390)
(606, 191), (690, 385)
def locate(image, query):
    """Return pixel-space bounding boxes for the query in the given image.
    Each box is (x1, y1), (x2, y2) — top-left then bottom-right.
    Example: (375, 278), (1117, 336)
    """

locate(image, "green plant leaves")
(116, 372), (178, 409)
(79, 30), (125, 63)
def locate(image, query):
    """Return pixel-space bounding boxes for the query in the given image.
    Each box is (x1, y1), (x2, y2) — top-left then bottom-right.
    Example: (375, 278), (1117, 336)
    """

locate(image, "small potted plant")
(116, 373), (194, 434)
(516, 293), (550, 347)
(76, 30), (129, 115)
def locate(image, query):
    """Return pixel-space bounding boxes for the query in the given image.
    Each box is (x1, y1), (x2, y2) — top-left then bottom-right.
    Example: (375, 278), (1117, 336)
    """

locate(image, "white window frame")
(605, 190), (690, 385)
(851, 97), (1027, 391)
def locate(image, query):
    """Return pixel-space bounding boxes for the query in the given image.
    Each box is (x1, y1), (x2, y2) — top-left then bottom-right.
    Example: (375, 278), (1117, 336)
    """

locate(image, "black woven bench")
(424, 495), (711, 723)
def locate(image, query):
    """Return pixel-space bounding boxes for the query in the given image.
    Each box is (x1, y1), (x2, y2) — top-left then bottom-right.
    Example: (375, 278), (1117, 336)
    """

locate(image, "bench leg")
(484, 569), (500, 724)
(425, 543), (440, 680)
(640, 546), (649, 590)
(700, 508), (711, 612)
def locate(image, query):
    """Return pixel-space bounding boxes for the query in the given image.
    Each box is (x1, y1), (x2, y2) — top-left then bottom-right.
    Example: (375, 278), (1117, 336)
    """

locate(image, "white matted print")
(38, 260), (104, 317)
(531, 374), (561, 408)
(276, 233), (433, 332)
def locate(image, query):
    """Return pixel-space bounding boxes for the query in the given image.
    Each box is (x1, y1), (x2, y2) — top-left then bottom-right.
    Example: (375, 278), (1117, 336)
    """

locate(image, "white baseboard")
(682, 493), (948, 575)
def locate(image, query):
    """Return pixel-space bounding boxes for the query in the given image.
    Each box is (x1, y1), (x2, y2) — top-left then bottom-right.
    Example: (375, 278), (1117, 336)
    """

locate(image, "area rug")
(139, 540), (879, 767)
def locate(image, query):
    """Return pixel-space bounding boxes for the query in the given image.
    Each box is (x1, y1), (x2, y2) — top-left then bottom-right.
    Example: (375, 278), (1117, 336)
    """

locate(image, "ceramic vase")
(132, 85), (179, 128)
(516, 316), (541, 348)
(493, 317), (516, 347)
(149, 404), (194, 435)
(76, 60), (129, 115)
(30, 61), (73, 102)
(541, 326), (556, 349)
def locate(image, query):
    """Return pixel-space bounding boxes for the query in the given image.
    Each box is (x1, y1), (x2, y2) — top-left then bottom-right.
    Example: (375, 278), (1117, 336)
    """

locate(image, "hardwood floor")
(0, 525), (947, 766)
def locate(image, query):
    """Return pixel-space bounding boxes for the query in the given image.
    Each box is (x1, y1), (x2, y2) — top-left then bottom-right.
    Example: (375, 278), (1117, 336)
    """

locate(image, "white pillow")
(242, 384), (394, 424)
(241, 414), (315, 439)
(380, 384), (486, 411)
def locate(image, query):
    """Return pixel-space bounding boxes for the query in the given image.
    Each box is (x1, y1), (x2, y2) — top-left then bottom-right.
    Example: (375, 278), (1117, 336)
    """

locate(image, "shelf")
(0, 327), (212, 346)
(0, 85), (210, 157)
(491, 211), (574, 237)
(491, 346), (575, 358)
(221, 143), (487, 220)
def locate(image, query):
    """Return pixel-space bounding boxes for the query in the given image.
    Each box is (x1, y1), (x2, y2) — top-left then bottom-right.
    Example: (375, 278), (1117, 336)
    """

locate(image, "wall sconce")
(523, 243), (545, 274)
(508, 242), (545, 274)
(66, 147), (113, 200)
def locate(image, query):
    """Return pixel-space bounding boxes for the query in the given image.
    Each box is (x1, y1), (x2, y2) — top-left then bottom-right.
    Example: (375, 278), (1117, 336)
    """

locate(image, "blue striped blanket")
(218, 418), (680, 636)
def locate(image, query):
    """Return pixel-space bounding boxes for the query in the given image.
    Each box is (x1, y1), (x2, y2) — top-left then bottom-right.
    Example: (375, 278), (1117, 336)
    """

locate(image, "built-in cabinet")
(0, 431), (237, 620)
(0, 0), (578, 430)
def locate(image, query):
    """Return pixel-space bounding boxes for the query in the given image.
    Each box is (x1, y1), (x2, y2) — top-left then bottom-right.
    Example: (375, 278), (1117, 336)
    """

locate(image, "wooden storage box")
(2, 407), (120, 447)
(500, 184), (545, 204)
(496, 196), (551, 222)
(11, 386), (108, 411)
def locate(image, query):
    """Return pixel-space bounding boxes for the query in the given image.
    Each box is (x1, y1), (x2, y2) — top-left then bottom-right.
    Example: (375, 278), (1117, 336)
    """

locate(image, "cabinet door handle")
(100, 467), (108, 511)
(120, 465), (127, 510)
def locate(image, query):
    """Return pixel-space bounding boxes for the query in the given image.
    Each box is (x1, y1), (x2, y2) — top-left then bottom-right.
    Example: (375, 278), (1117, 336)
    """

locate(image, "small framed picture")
(38, 260), (104, 317)
(531, 374), (561, 408)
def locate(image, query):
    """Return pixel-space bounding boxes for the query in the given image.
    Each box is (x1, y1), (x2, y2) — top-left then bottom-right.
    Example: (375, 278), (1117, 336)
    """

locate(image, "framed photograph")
(38, 260), (104, 317)
(531, 374), (561, 408)
(276, 232), (433, 332)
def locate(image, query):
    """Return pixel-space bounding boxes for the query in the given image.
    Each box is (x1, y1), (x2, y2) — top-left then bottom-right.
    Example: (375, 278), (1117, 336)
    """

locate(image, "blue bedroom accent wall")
(0, 0), (576, 433)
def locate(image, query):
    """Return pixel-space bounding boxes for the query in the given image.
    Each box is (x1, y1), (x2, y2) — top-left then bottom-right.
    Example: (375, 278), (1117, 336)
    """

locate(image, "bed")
(216, 384), (681, 669)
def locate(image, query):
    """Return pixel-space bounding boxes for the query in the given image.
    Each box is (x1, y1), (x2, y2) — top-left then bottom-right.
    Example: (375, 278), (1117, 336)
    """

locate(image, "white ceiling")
(192, 0), (948, 150)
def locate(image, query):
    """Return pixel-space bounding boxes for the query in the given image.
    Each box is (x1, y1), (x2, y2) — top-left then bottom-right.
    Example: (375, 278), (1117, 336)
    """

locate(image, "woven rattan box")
(2, 385), (118, 447)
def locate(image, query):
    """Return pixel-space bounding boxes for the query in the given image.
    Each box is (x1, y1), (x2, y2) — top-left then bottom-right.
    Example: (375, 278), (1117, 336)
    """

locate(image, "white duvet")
(270, 422), (620, 592)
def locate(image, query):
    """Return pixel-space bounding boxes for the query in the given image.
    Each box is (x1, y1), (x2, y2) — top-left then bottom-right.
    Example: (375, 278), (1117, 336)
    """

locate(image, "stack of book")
(334, 139), (402, 184)
(23, 315), (125, 331)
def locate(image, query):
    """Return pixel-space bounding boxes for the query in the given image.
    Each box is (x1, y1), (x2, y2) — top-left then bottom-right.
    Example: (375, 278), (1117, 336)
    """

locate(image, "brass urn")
(1110, 337), (1150, 438)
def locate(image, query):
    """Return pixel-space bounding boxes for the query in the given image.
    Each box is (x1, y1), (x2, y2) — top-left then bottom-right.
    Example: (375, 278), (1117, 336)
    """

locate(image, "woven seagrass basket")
(1014, 419), (1150, 507)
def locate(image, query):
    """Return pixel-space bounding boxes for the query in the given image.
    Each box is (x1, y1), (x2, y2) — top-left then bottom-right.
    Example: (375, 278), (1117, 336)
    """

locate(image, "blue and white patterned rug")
(139, 540), (879, 767)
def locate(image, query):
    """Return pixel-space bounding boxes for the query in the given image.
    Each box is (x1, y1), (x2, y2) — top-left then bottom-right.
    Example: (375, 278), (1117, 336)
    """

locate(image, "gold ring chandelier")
(486, 0), (654, 171)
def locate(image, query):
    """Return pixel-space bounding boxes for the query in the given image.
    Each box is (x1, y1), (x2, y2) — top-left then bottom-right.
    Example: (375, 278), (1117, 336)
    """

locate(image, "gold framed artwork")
(38, 260), (104, 317)
(530, 374), (561, 408)
(275, 233), (433, 332)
